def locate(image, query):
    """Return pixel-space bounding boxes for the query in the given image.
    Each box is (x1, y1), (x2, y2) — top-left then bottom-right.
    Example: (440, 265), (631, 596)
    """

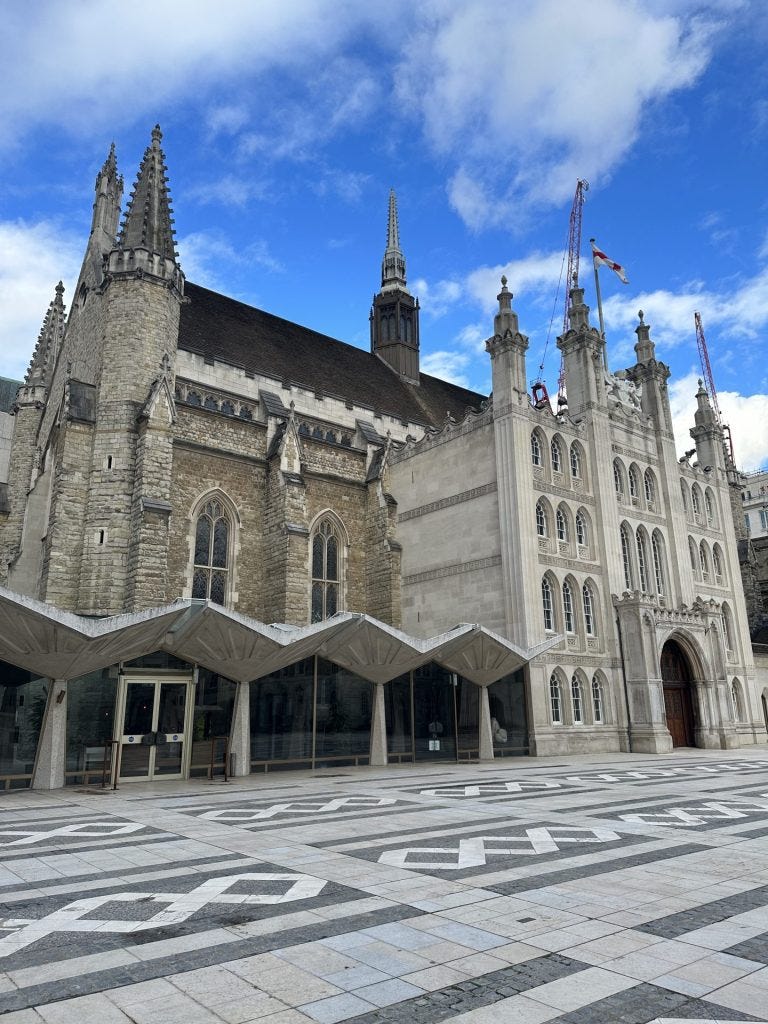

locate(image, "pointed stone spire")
(634, 309), (655, 363)
(493, 276), (520, 337)
(118, 125), (177, 260)
(25, 282), (66, 388)
(88, 142), (123, 254)
(694, 378), (718, 428)
(381, 188), (407, 292)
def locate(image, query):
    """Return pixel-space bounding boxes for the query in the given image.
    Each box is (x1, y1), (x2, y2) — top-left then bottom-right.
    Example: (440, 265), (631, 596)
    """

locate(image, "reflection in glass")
(385, 674), (412, 757)
(65, 668), (117, 783)
(487, 670), (529, 755)
(123, 684), (154, 736)
(413, 663), (456, 761)
(0, 661), (49, 786)
(456, 678), (479, 755)
(250, 659), (314, 765)
(315, 659), (371, 764)
(157, 683), (186, 735)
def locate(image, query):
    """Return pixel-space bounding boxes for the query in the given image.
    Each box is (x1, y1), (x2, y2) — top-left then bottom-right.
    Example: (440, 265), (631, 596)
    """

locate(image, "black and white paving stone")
(1, 748), (767, 1023)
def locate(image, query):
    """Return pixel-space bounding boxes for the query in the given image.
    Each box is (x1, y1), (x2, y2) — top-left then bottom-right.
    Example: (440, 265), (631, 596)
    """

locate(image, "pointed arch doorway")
(661, 640), (696, 747)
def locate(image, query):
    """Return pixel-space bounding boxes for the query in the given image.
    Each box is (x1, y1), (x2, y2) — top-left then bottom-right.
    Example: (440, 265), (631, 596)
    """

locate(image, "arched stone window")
(652, 531), (666, 596)
(570, 443), (582, 479)
(311, 517), (344, 623)
(576, 509), (588, 547)
(531, 431), (542, 467)
(620, 523), (634, 590)
(644, 468), (656, 507)
(541, 576), (554, 631)
(688, 536), (699, 578)
(549, 673), (562, 724)
(556, 507), (569, 542)
(583, 582), (596, 636)
(551, 437), (562, 474)
(592, 675), (604, 723)
(571, 674), (583, 724)
(562, 580), (575, 633)
(681, 479), (689, 514)
(192, 497), (232, 605)
(636, 528), (650, 593)
(536, 501), (547, 538)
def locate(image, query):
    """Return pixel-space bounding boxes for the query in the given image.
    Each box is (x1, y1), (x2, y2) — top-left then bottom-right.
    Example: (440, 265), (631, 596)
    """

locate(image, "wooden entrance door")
(661, 642), (695, 747)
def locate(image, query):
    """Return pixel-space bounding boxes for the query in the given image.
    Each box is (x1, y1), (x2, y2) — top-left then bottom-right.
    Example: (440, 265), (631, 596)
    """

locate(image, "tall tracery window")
(620, 524), (634, 590)
(705, 490), (715, 526)
(644, 469), (656, 506)
(542, 576), (554, 631)
(652, 532), (666, 596)
(629, 465), (640, 500)
(713, 545), (724, 585)
(551, 438), (562, 473)
(556, 508), (568, 542)
(311, 518), (342, 622)
(691, 487), (701, 522)
(536, 501), (547, 537)
(636, 530), (649, 592)
(576, 510), (587, 547)
(592, 676), (604, 723)
(531, 432), (542, 467)
(192, 498), (231, 605)
(571, 675), (583, 724)
(562, 581), (575, 632)
(570, 444), (581, 479)
(550, 674), (562, 723)
(583, 583), (596, 636)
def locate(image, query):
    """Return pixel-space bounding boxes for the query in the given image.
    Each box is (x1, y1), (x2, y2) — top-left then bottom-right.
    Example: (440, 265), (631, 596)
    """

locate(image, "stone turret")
(557, 285), (605, 417)
(91, 144), (123, 254)
(370, 190), (420, 384)
(74, 125), (185, 614)
(627, 311), (673, 433)
(485, 276), (529, 409)
(691, 379), (725, 473)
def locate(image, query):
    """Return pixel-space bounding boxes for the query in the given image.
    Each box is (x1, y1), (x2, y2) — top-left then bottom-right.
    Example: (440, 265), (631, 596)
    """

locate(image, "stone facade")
(1, 127), (764, 783)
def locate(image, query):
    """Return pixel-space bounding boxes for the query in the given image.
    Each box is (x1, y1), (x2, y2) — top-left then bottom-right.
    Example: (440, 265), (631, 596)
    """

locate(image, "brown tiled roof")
(179, 283), (486, 428)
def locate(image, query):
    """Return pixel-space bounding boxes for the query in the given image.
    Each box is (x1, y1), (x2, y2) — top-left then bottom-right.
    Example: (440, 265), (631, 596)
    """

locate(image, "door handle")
(141, 732), (157, 746)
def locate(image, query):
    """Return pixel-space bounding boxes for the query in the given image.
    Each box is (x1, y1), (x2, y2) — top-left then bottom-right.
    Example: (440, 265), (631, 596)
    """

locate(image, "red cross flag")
(591, 240), (629, 284)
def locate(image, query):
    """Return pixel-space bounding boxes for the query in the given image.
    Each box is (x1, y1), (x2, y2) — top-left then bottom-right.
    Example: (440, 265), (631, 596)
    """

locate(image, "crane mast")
(694, 311), (733, 461)
(558, 179), (589, 402)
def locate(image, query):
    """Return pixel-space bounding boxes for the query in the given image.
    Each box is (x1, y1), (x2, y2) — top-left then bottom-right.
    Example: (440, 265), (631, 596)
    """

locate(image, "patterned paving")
(1, 748), (767, 1023)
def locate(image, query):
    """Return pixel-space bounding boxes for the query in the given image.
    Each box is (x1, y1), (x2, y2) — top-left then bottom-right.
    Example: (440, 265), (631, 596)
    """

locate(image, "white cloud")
(0, 220), (83, 380)
(602, 266), (768, 348)
(396, 0), (718, 228)
(178, 230), (283, 292)
(421, 350), (472, 388)
(669, 370), (768, 471)
(186, 175), (271, 208)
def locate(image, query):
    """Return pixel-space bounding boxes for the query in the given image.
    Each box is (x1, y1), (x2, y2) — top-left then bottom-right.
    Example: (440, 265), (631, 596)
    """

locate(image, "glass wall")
(0, 660), (49, 789)
(191, 669), (237, 777)
(385, 673), (412, 761)
(456, 678), (479, 757)
(413, 663), (457, 761)
(315, 659), (372, 766)
(250, 659), (314, 769)
(488, 670), (529, 755)
(66, 667), (118, 785)
(250, 657), (372, 770)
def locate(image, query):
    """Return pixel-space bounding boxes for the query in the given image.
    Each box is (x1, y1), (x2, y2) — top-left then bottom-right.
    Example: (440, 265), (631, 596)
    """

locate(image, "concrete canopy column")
(228, 681), (251, 777)
(370, 681), (388, 766)
(478, 684), (495, 761)
(32, 679), (67, 790)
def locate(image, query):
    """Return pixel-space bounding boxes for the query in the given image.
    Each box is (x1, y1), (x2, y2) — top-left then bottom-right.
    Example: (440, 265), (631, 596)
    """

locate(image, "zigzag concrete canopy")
(0, 587), (561, 684)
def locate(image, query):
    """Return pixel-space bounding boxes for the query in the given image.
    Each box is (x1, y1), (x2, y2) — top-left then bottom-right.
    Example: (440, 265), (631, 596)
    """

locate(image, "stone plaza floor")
(2, 749), (768, 1023)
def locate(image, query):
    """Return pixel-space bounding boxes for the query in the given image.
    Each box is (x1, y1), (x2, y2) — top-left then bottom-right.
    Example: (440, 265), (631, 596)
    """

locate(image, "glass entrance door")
(119, 679), (191, 780)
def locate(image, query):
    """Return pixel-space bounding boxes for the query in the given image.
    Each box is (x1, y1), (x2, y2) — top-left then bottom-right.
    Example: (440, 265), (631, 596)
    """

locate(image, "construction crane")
(694, 311), (734, 462)
(557, 179), (589, 405)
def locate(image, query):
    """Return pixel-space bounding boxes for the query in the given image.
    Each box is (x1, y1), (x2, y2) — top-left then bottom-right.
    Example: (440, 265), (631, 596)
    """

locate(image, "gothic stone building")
(0, 127), (764, 791)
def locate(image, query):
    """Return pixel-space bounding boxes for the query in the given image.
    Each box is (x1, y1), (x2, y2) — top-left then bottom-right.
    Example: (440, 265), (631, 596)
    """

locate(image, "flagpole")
(590, 238), (607, 370)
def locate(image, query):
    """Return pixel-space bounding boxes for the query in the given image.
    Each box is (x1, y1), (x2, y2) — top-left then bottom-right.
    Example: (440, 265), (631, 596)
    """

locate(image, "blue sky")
(1, 0), (767, 469)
